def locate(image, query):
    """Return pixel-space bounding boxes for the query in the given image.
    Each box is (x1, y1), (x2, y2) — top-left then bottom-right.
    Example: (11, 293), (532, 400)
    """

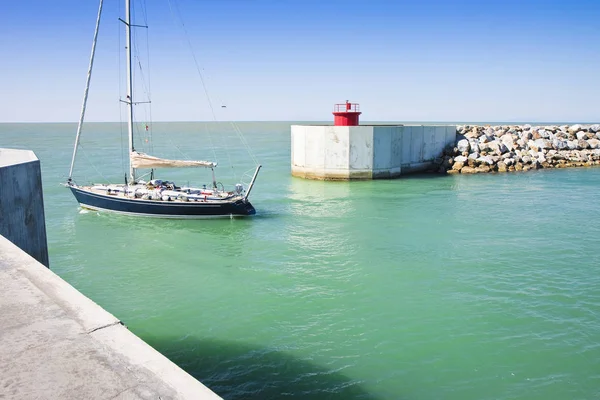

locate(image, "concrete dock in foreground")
(0, 235), (221, 399)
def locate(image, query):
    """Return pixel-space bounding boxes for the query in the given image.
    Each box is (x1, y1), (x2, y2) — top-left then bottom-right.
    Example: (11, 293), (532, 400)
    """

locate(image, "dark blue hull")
(69, 186), (255, 218)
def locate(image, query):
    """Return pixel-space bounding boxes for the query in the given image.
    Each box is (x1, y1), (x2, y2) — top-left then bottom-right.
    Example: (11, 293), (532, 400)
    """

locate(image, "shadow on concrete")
(143, 336), (382, 400)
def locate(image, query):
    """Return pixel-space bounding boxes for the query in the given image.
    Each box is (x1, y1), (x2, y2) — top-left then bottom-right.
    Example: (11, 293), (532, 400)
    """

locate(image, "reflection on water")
(288, 178), (354, 218)
(285, 178), (356, 259)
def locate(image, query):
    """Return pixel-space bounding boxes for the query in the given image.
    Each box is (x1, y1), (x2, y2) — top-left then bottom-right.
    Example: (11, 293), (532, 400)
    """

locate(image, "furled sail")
(130, 151), (216, 169)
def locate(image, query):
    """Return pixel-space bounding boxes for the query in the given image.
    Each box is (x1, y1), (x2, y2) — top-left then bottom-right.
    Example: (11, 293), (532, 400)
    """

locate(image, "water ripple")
(6, 122), (600, 400)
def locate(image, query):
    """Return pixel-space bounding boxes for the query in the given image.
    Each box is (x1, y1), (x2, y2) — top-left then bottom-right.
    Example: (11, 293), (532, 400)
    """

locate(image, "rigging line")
(212, 90), (258, 165)
(129, 2), (148, 155)
(142, 0), (153, 153)
(78, 144), (111, 184)
(140, 0), (149, 26)
(211, 121), (237, 181)
(134, 49), (152, 152)
(164, 133), (194, 160)
(131, 30), (150, 99)
(118, 1), (125, 177)
(134, 56), (150, 98)
(168, 0), (258, 170)
(204, 121), (219, 165)
(166, 0), (218, 121)
(230, 121), (259, 165)
(213, 122), (237, 181)
(120, 108), (126, 175)
(165, 0), (251, 181)
(130, 0), (152, 153)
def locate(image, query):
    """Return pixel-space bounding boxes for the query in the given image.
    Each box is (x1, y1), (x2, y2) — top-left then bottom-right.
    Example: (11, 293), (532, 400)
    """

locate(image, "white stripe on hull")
(79, 204), (247, 219)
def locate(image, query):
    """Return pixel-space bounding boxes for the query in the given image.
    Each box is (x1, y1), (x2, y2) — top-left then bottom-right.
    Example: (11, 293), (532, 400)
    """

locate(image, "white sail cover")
(130, 151), (216, 169)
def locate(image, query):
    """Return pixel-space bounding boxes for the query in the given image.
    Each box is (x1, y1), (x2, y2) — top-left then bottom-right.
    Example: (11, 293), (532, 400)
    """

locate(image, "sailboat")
(66, 0), (261, 218)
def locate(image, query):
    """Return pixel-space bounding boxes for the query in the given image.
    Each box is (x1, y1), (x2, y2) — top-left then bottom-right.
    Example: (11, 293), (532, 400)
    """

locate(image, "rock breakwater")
(438, 124), (600, 174)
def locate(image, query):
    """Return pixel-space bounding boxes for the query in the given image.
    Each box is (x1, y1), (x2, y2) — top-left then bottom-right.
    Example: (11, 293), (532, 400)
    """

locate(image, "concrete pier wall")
(291, 125), (456, 180)
(0, 234), (221, 399)
(0, 148), (49, 267)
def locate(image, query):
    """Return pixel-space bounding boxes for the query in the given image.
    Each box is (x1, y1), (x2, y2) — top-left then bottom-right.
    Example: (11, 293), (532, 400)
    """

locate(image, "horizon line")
(0, 120), (598, 125)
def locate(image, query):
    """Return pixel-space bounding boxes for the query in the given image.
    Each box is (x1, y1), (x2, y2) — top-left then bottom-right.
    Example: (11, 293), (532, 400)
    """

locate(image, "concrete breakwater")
(438, 124), (600, 174)
(291, 125), (456, 180)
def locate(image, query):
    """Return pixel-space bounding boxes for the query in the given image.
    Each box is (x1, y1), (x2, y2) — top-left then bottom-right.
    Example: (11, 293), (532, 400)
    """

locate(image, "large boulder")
(527, 140), (539, 152)
(578, 139), (591, 149)
(484, 127), (496, 137)
(487, 141), (501, 155)
(534, 138), (552, 150)
(553, 139), (568, 150)
(491, 129), (501, 140)
(555, 130), (568, 139)
(589, 124), (600, 133)
(476, 155), (495, 165)
(467, 153), (478, 167)
(465, 128), (480, 139)
(456, 139), (470, 153)
(568, 124), (584, 132)
(537, 153), (547, 163)
(587, 139), (600, 149)
(538, 129), (551, 139)
(501, 135), (515, 151)
(452, 161), (464, 171)
(460, 166), (478, 174)
(576, 131), (588, 140)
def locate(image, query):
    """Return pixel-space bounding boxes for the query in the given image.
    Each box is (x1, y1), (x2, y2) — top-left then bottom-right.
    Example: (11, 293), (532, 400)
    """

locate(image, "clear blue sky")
(1, 0), (599, 122)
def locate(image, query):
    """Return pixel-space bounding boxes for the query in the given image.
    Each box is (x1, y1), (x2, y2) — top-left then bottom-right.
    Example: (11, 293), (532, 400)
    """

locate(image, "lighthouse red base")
(333, 102), (361, 126)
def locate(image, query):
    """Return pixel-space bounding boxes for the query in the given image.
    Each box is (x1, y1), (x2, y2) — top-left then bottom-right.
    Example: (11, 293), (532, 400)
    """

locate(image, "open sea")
(2, 121), (600, 400)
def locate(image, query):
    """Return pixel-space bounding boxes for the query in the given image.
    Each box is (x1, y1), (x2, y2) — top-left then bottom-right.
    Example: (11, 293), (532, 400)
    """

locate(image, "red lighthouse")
(332, 101), (361, 126)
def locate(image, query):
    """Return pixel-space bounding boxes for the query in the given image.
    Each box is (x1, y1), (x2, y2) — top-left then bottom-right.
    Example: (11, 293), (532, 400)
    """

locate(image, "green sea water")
(2, 122), (600, 400)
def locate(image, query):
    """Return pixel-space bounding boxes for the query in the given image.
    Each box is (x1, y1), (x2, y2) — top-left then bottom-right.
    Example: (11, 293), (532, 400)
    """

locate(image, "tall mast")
(125, 0), (135, 182)
(68, 0), (104, 181)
